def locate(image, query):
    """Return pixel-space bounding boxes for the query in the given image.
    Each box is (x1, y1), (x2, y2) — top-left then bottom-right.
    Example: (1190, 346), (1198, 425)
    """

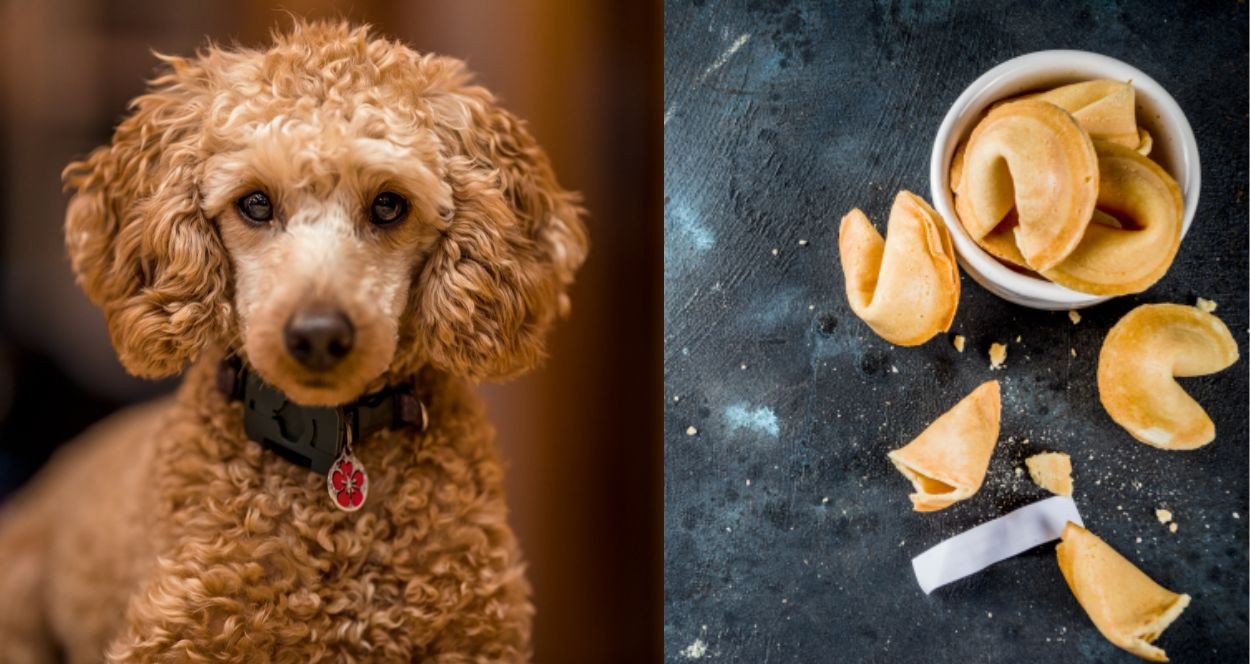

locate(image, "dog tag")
(327, 451), (368, 511)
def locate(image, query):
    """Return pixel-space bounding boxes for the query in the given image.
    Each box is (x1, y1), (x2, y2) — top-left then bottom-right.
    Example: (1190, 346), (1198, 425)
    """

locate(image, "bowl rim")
(928, 49), (1201, 310)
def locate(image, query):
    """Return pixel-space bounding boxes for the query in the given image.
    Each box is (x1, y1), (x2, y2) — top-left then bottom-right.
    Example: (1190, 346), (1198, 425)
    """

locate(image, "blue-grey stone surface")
(663, 1), (1248, 661)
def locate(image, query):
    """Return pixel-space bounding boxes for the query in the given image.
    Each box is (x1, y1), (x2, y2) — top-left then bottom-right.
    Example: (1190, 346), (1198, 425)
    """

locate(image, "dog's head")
(63, 21), (587, 405)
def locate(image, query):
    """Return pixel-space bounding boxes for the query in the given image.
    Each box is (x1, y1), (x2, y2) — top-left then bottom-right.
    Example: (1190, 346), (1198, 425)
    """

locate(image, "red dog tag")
(327, 452), (367, 511)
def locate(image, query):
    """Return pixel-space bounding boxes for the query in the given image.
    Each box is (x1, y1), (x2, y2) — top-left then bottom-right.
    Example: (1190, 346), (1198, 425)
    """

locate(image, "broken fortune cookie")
(1056, 522), (1190, 662)
(887, 380), (1000, 512)
(1026, 452), (1073, 496)
(1098, 304), (1239, 450)
(838, 190), (960, 346)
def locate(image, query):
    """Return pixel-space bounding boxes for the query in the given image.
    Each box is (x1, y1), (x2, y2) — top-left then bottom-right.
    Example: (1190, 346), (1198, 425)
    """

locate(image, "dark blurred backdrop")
(0, 1), (660, 660)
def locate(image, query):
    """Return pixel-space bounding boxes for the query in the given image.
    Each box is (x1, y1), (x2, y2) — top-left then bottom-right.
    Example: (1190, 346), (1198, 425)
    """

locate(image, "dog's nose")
(284, 304), (355, 371)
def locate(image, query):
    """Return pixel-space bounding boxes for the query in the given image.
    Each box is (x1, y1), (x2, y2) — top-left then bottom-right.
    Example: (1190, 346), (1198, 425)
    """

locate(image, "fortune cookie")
(1041, 141), (1183, 295)
(1098, 304), (1239, 449)
(839, 191), (960, 346)
(887, 380), (1000, 511)
(956, 100), (1099, 271)
(950, 139), (1026, 273)
(1030, 80), (1146, 151)
(1056, 522), (1190, 661)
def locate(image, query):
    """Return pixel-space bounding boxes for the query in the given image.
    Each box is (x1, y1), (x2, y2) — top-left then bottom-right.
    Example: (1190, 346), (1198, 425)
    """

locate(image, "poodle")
(0, 19), (586, 663)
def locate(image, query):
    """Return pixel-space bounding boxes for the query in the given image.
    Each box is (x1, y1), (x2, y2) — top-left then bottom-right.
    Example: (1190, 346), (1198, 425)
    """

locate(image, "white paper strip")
(912, 496), (1083, 594)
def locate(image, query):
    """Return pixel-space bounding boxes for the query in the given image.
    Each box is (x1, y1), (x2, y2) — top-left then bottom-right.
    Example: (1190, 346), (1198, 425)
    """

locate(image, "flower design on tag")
(327, 454), (367, 511)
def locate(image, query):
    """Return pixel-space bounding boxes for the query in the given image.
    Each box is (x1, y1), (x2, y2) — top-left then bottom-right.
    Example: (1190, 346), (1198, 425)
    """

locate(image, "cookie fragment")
(989, 342), (1007, 370)
(1026, 452), (1073, 496)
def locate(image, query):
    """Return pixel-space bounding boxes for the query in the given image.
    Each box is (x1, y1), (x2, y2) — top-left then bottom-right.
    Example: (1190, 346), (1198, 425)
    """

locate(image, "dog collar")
(216, 357), (428, 511)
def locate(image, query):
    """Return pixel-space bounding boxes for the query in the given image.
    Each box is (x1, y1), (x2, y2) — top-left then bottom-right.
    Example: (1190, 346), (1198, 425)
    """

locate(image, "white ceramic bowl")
(929, 50), (1201, 310)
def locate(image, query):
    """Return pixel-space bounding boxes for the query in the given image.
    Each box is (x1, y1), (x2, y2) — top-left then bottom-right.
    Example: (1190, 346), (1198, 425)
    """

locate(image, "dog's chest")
(166, 423), (495, 604)
(208, 436), (428, 563)
(136, 385), (525, 655)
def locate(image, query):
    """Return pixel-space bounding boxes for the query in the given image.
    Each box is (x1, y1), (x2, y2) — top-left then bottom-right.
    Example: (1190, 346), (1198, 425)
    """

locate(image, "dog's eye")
(237, 191), (274, 224)
(370, 192), (408, 226)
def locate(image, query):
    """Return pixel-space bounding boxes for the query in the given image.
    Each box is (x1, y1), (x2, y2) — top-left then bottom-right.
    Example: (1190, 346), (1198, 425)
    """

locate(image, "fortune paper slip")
(911, 496), (1083, 594)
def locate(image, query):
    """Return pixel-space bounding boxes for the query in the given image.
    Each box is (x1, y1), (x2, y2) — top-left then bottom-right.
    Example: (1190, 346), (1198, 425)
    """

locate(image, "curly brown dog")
(0, 19), (586, 663)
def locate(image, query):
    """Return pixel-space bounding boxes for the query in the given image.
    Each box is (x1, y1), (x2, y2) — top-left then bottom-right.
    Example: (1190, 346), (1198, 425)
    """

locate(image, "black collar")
(216, 357), (428, 474)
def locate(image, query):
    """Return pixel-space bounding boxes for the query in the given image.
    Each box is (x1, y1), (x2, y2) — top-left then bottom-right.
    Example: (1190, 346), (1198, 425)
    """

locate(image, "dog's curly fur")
(0, 19), (586, 663)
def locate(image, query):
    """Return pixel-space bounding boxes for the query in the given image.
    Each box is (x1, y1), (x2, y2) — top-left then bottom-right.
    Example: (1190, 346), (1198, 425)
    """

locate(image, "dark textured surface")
(663, 2), (1248, 662)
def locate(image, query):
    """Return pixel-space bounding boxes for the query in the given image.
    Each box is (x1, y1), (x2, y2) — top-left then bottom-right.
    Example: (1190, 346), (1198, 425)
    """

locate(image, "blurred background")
(0, 0), (659, 660)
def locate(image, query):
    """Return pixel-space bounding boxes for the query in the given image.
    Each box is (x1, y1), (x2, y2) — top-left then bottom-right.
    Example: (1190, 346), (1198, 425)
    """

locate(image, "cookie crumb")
(1070, 347), (1077, 358)
(1169, 522), (1178, 534)
(1155, 508), (1173, 524)
(798, 239), (809, 246)
(740, 363), (748, 370)
(821, 496), (829, 504)
(890, 365), (898, 374)
(953, 335), (966, 352)
(989, 342), (1008, 369)
(1136, 536), (1142, 543)
(1068, 310), (1081, 324)
(1234, 512), (1241, 520)
(673, 395), (681, 402)
(686, 426), (698, 436)
(771, 247), (779, 256)
(1196, 297), (1217, 313)
(808, 304), (815, 311)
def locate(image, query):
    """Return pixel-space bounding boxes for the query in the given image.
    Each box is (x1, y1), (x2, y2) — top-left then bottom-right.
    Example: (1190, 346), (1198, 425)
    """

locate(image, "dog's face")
(63, 21), (587, 405)
(202, 110), (452, 404)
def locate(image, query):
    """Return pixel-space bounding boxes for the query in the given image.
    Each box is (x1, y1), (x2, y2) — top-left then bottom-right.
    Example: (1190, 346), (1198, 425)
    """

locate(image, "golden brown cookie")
(1098, 304), (1239, 449)
(887, 380), (1000, 511)
(1041, 141), (1183, 295)
(1030, 80), (1143, 150)
(1056, 522), (1190, 662)
(839, 191), (960, 346)
(955, 100), (1099, 271)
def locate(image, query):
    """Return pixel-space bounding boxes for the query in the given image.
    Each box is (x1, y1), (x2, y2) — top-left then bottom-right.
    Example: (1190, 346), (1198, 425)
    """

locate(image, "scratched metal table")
(663, 2), (1248, 662)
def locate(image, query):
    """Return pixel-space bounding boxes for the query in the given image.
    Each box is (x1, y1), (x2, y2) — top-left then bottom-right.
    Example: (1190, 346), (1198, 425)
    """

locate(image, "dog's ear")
(63, 55), (231, 378)
(413, 65), (589, 380)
